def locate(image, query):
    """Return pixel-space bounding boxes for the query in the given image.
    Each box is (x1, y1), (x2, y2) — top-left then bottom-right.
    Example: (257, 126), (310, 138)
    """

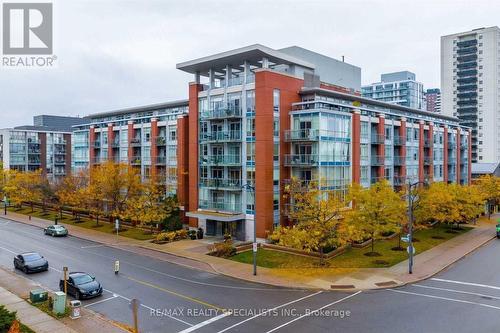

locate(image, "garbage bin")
(52, 291), (66, 315)
(69, 300), (82, 319)
(29, 289), (48, 303)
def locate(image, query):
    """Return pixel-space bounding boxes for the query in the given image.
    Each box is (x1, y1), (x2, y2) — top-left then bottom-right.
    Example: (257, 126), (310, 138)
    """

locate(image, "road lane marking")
(431, 278), (500, 291)
(125, 275), (225, 312)
(102, 288), (194, 327)
(413, 284), (500, 300)
(388, 289), (500, 310)
(81, 244), (106, 249)
(84, 295), (118, 308)
(216, 291), (323, 333)
(264, 291), (362, 333)
(0, 246), (17, 255)
(179, 312), (232, 333)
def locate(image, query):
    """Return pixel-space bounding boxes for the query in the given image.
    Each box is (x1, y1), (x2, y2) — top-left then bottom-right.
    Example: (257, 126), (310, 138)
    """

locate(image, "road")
(0, 217), (500, 333)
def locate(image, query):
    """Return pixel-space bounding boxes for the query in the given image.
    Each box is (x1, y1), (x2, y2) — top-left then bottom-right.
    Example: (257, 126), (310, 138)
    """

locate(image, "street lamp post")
(3, 196), (7, 215)
(407, 180), (427, 274)
(242, 183), (257, 276)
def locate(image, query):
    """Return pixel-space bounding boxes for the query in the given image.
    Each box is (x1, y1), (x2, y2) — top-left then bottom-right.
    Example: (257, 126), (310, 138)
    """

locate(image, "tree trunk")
(31, 202), (34, 213)
(319, 247), (325, 266)
(95, 214), (99, 226)
(371, 233), (375, 253)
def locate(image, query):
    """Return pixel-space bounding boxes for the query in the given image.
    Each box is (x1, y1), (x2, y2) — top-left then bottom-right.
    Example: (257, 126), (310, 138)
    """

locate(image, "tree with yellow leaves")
(86, 162), (142, 226)
(415, 182), (484, 228)
(475, 175), (500, 218)
(272, 178), (350, 265)
(4, 169), (43, 213)
(125, 180), (176, 233)
(55, 169), (89, 221)
(347, 180), (406, 256)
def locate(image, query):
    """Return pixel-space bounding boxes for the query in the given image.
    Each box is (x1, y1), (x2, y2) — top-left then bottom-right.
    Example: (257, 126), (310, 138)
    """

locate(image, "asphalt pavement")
(1, 217), (499, 333)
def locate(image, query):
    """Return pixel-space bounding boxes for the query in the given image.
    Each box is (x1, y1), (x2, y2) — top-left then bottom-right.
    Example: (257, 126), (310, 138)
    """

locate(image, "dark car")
(44, 225), (68, 237)
(60, 272), (103, 300)
(13, 252), (48, 273)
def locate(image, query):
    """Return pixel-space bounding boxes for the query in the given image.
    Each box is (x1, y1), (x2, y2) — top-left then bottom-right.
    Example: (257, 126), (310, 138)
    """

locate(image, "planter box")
(351, 238), (372, 249)
(261, 243), (349, 259)
(381, 232), (398, 240)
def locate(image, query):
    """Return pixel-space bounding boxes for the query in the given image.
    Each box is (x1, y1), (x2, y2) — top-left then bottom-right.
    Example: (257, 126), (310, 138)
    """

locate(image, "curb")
(3, 213), (496, 292)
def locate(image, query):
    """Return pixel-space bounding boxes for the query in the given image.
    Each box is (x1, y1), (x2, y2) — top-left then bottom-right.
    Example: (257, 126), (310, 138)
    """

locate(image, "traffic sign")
(401, 236), (409, 243)
(252, 242), (258, 253)
(407, 246), (416, 255)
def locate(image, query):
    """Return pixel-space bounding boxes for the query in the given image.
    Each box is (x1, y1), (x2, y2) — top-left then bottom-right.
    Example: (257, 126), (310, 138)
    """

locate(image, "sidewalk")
(0, 266), (124, 333)
(2, 210), (497, 291)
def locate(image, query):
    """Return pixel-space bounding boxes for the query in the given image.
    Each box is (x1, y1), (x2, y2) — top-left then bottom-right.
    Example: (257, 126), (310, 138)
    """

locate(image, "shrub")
(208, 241), (236, 258)
(156, 232), (176, 242)
(0, 305), (16, 332)
(188, 230), (197, 239)
(175, 229), (188, 240)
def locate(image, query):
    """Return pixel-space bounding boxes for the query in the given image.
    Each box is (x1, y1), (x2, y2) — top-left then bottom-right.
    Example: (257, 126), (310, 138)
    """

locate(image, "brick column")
(377, 114), (385, 179)
(127, 121), (134, 165)
(107, 123), (114, 161)
(177, 115), (189, 224)
(351, 110), (361, 183)
(427, 122), (434, 181)
(39, 133), (47, 177)
(399, 117), (407, 180)
(150, 118), (158, 179)
(89, 126), (95, 167)
(468, 129), (472, 185)
(188, 83), (202, 228)
(456, 128), (461, 184)
(64, 134), (71, 176)
(443, 126), (449, 183)
(418, 120), (425, 183)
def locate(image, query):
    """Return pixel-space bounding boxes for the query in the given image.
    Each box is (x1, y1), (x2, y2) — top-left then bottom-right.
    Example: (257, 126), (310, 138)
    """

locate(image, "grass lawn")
(230, 224), (472, 268)
(7, 206), (154, 241)
(32, 299), (69, 319)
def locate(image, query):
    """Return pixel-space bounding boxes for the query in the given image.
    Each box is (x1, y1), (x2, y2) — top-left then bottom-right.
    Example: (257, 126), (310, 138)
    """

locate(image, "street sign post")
(129, 299), (140, 333)
(252, 242), (257, 253)
(407, 246), (416, 255)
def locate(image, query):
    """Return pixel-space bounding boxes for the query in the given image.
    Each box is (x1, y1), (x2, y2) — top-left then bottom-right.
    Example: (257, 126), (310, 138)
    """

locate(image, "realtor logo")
(2, 3), (53, 55)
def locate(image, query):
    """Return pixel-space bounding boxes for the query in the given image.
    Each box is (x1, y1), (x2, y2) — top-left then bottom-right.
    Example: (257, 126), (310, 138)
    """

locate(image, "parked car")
(13, 252), (48, 274)
(60, 272), (103, 300)
(44, 225), (68, 237)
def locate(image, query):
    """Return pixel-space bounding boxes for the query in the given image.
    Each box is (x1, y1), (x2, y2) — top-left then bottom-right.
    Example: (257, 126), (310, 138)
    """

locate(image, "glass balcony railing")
(198, 200), (242, 213)
(199, 130), (242, 143)
(201, 155), (241, 166)
(130, 156), (142, 165)
(371, 134), (385, 144)
(156, 156), (167, 165)
(393, 156), (405, 166)
(284, 129), (349, 142)
(92, 141), (101, 148)
(199, 178), (242, 190)
(54, 159), (66, 165)
(130, 138), (142, 147)
(371, 155), (384, 166)
(155, 136), (167, 146)
(393, 135), (405, 146)
(200, 106), (242, 120)
(284, 154), (319, 166)
(424, 156), (432, 165)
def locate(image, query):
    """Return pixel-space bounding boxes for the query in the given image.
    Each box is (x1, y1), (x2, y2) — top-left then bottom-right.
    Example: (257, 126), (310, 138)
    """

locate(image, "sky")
(1, 0), (500, 127)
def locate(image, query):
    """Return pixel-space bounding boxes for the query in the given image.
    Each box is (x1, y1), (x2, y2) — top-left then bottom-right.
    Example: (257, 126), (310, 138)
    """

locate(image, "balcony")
(393, 135), (405, 146)
(156, 156), (167, 166)
(200, 106), (242, 120)
(130, 157), (142, 165)
(371, 134), (385, 144)
(54, 150), (66, 155)
(28, 149), (41, 154)
(284, 129), (348, 142)
(27, 139), (40, 145)
(111, 140), (120, 148)
(28, 159), (41, 165)
(424, 138), (432, 148)
(130, 138), (141, 147)
(54, 159), (66, 165)
(283, 178), (348, 189)
(447, 141), (456, 149)
(155, 136), (167, 146)
(448, 157), (457, 164)
(54, 140), (66, 145)
(92, 157), (105, 164)
(424, 156), (432, 165)
(199, 130), (242, 143)
(371, 155), (384, 166)
(284, 154), (319, 167)
(393, 176), (407, 186)
(198, 200), (242, 213)
(201, 155), (241, 166)
(199, 178), (242, 190)
(92, 141), (101, 149)
(393, 156), (405, 166)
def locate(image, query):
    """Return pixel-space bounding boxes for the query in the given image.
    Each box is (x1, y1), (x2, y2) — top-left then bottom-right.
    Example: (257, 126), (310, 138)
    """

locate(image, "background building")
(441, 26), (500, 163)
(362, 71), (425, 110)
(177, 45), (470, 241)
(425, 88), (441, 113)
(71, 101), (188, 195)
(0, 116), (76, 181)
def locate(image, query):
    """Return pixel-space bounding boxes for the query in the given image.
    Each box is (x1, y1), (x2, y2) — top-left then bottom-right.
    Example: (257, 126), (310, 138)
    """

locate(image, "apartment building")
(0, 123), (73, 181)
(362, 71), (425, 110)
(425, 88), (441, 113)
(71, 101), (188, 195)
(441, 26), (500, 163)
(175, 45), (471, 241)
